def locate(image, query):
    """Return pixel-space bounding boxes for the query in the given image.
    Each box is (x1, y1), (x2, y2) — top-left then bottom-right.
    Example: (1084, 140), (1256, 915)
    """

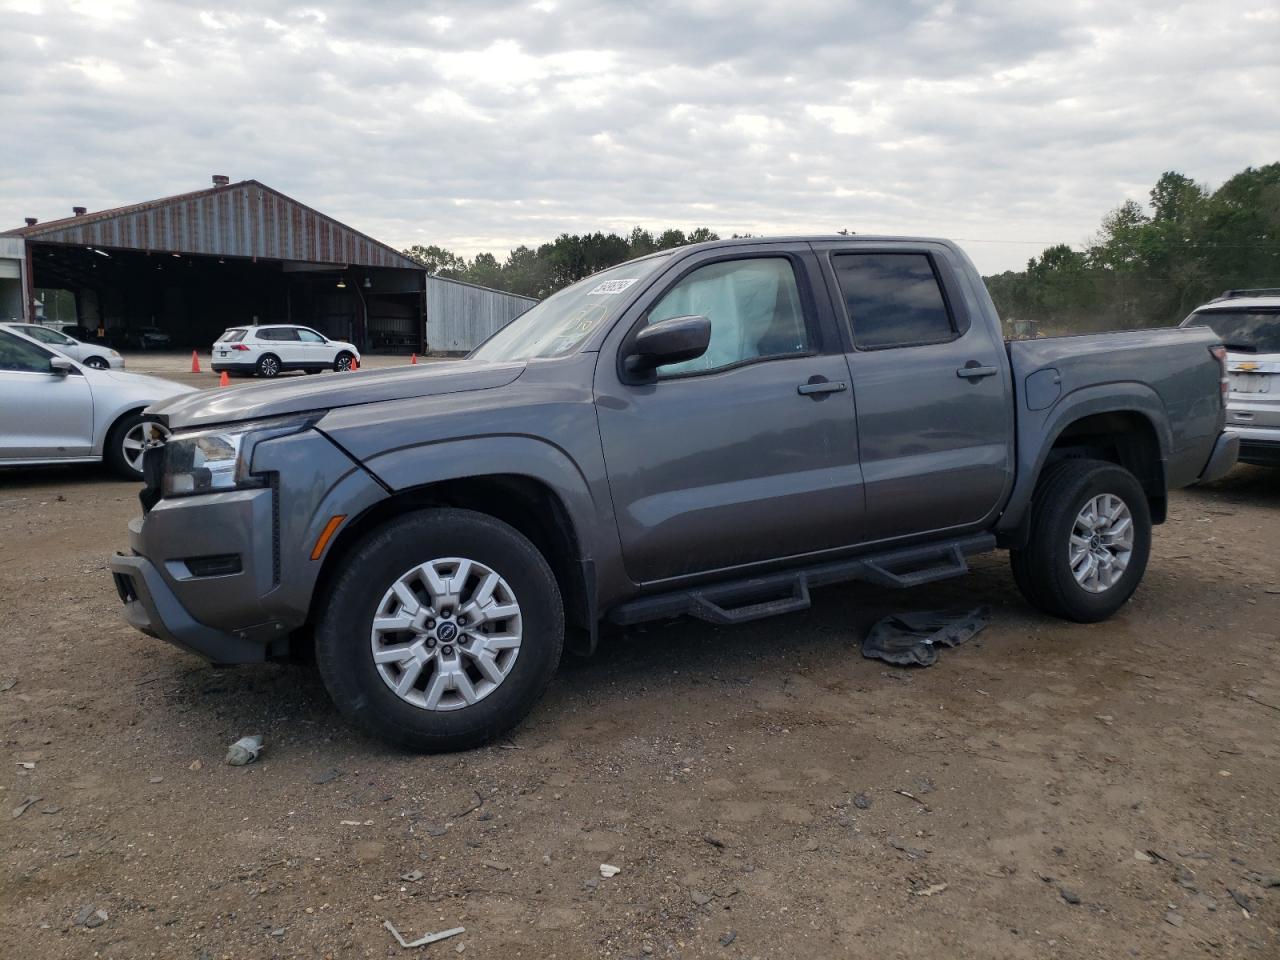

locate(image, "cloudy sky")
(2, 0), (1278, 274)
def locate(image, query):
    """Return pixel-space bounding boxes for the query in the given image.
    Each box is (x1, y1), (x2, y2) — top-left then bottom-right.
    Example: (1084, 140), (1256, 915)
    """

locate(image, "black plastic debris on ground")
(861, 606), (990, 667)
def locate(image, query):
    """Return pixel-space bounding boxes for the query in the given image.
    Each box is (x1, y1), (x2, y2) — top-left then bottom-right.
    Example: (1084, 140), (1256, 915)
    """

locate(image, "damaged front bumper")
(110, 550), (276, 664)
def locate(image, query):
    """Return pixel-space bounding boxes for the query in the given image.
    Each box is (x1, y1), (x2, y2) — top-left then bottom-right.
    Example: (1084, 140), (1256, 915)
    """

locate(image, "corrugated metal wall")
(426, 276), (536, 352)
(6, 182), (421, 270)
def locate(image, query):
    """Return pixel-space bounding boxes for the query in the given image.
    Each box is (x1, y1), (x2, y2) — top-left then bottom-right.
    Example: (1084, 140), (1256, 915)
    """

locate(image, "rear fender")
(998, 383), (1170, 541)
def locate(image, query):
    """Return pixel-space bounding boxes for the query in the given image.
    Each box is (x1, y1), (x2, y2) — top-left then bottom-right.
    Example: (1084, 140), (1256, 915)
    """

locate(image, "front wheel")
(334, 351), (355, 372)
(1010, 459), (1152, 622)
(104, 412), (169, 480)
(315, 508), (564, 751)
(84, 356), (110, 369)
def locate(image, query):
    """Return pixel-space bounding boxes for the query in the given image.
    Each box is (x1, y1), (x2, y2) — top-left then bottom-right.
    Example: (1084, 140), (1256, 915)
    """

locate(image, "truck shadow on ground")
(138, 556), (1037, 758)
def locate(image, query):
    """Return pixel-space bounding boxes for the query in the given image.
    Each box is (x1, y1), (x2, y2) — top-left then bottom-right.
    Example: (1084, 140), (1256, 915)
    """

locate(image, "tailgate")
(1226, 353), (1280, 430)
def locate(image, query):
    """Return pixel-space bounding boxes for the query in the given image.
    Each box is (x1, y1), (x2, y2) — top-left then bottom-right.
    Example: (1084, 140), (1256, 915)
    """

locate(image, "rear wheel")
(1010, 459), (1151, 622)
(104, 412), (169, 480)
(84, 356), (110, 369)
(315, 508), (564, 751)
(256, 353), (281, 378)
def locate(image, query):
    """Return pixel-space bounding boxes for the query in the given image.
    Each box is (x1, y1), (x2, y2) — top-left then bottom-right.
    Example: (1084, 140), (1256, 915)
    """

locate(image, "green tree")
(655, 228), (687, 250)
(401, 244), (465, 277)
(627, 227), (656, 258)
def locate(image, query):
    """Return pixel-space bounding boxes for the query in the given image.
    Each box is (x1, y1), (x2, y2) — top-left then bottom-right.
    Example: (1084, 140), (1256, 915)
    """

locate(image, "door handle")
(956, 363), (998, 381)
(797, 378), (848, 397)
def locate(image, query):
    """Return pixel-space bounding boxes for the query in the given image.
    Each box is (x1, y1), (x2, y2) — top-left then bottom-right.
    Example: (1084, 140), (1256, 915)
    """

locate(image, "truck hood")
(150, 359), (527, 430)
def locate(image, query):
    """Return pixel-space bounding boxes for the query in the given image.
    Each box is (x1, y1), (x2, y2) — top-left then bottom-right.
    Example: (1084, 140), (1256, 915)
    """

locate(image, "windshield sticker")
(587, 278), (639, 296)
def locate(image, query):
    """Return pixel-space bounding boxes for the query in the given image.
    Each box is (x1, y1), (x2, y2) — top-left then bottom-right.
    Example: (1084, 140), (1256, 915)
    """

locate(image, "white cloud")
(0, 0), (1277, 274)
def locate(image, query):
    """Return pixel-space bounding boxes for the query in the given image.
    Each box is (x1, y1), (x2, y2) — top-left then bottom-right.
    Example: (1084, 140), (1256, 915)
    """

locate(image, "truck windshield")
(1185, 309), (1280, 353)
(470, 255), (672, 362)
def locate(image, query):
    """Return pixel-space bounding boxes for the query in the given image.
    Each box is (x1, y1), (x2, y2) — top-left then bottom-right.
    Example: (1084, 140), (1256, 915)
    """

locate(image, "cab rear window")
(218, 330), (247, 343)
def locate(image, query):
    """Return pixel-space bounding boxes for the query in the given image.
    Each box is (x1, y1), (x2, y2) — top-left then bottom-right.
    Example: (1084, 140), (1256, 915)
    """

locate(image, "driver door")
(296, 327), (329, 367)
(0, 329), (94, 460)
(594, 247), (865, 584)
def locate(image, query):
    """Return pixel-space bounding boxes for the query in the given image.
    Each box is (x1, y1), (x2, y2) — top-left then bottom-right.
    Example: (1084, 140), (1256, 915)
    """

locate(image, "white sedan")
(1, 321), (124, 369)
(211, 324), (360, 378)
(0, 326), (193, 479)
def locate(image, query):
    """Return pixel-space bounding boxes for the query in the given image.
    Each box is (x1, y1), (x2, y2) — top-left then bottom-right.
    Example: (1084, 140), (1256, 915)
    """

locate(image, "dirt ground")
(2, 400), (1278, 958)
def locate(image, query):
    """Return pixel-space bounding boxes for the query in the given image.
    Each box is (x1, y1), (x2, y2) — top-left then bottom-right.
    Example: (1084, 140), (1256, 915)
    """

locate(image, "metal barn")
(425, 275), (535, 353)
(2, 176), (534, 354)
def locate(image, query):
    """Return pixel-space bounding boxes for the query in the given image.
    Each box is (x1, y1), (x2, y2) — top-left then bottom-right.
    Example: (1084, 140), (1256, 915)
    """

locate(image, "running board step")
(860, 544), (969, 589)
(608, 534), (996, 627)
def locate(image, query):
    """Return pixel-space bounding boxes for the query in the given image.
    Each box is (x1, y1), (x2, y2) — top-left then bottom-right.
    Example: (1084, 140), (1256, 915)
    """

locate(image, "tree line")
(986, 163), (1280, 335)
(402, 227), (721, 299)
(403, 163), (1278, 335)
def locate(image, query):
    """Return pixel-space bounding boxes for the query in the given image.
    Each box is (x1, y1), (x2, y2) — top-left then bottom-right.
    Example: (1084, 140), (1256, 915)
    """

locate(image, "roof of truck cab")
(622, 235), (956, 266)
(684, 234), (952, 249)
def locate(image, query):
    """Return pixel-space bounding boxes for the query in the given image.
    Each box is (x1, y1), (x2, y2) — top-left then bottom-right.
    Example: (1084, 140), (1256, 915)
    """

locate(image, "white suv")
(1180, 289), (1280, 467)
(211, 325), (360, 378)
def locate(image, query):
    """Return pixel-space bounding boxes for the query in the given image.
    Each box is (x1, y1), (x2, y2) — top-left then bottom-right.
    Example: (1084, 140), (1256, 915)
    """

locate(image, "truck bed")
(999, 326), (1225, 527)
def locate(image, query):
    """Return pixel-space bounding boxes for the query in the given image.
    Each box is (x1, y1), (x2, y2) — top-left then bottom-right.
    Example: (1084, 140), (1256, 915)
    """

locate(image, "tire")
(315, 508), (564, 752)
(256, 353), (281, 378)
(334, 351), (355, 372)
(104, 412), (168, 481)
(1010, 458), (1152, 622)
(84, 356), (110, 369)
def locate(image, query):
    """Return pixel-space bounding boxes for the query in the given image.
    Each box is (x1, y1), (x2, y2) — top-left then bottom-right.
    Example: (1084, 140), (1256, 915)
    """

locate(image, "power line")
(955, 237), (1280, 249)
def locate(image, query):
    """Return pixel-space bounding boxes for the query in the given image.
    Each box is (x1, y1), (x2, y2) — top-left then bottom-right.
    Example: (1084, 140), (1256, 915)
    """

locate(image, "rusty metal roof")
(3, 180), (423, 271)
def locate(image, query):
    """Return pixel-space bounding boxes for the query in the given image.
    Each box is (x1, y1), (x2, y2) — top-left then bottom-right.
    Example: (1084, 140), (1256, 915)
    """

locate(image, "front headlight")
(160, 415), (318, 497)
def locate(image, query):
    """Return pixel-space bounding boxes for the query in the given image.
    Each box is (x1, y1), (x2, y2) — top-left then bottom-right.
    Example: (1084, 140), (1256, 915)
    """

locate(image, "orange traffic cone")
(219, 370), (230, 387)
(351, 356), (359, 371)
(191, 350), (201, 373)
(410, 353), (418, 365)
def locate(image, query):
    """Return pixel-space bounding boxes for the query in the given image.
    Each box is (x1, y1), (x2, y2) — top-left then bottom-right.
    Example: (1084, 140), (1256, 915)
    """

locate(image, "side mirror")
(625, 315), (711, 374)
(49, 356), (74, 376)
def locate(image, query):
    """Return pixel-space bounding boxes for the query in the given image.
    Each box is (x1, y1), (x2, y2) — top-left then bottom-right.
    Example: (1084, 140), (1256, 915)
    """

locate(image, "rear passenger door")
(815, 242), (1013, 543)
(259, 327), (302, 366)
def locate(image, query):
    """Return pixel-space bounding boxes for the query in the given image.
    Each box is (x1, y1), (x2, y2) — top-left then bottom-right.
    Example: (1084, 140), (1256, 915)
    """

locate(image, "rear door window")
(831, 253), (956, 349)
(259, 327), (299, 341)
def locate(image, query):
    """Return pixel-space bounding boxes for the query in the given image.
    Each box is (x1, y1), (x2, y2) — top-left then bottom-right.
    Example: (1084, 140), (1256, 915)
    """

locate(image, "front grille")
(113, 571), (138, 603)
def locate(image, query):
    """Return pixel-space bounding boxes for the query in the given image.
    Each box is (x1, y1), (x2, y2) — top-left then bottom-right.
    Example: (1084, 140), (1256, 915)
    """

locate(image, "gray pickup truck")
(110, 236), (1239, 750)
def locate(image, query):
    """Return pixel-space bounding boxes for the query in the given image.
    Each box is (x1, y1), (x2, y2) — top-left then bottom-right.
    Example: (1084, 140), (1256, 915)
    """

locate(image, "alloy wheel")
(1068, 493), (1134, 593)
(122, 421), (170, 474)
(370, 557), (523, 711)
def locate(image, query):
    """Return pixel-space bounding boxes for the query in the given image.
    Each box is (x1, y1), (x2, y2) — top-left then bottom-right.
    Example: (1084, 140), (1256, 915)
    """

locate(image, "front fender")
(362, 435), (603, 560)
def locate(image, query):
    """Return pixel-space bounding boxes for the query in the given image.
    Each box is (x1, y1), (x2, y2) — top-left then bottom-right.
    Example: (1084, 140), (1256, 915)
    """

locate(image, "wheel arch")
(998, 386), (1171, 547)
(309, 471), (595, 654)
(95, 403), (150, 457)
